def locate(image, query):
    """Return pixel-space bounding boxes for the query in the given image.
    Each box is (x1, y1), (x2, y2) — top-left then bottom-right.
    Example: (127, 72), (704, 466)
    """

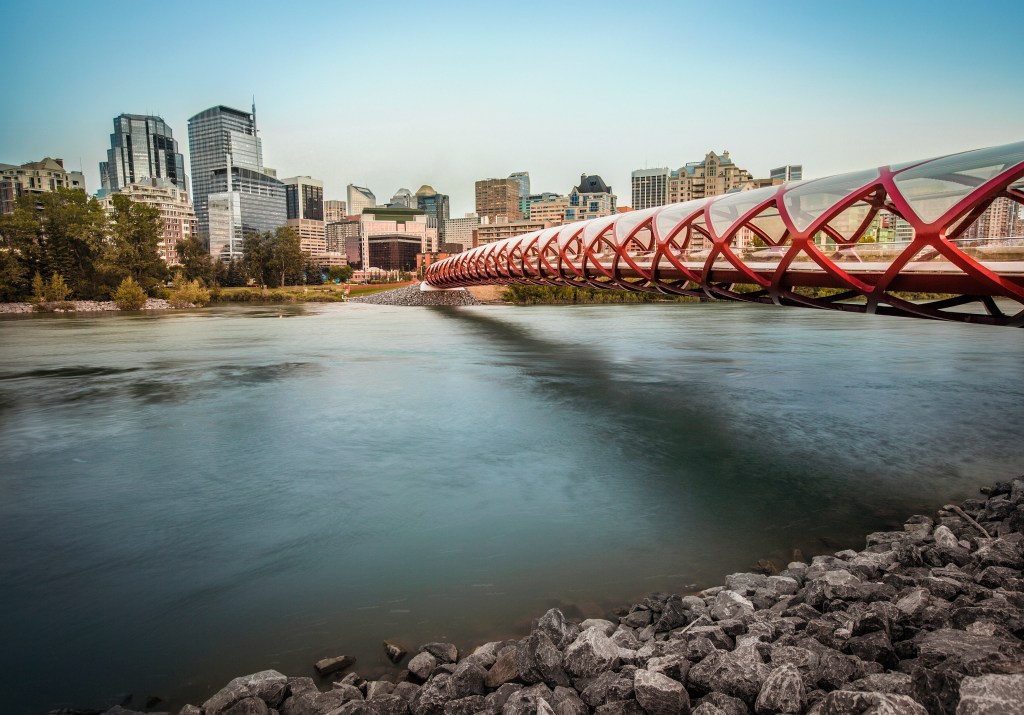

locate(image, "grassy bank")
(502, 284), (700, 305)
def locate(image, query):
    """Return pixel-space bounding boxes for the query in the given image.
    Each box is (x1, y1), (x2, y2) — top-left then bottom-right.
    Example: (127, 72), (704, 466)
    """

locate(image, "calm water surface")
(1, 302), (1022, 712)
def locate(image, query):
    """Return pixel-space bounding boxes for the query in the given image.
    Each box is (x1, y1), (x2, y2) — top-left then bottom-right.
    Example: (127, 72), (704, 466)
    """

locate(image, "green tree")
(242, 229), (270, 286)
(0, 250), (27, 301)
(0, 189), (107, 299)
(327, 265), (354, 282)
(176, 234), (215, 284)
(106, 194), (164, 290)
(269, 226), (305, 287)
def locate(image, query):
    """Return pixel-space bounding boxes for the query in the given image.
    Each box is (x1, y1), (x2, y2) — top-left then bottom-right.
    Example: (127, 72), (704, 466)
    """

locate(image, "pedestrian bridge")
(424, 141), (1024, 326)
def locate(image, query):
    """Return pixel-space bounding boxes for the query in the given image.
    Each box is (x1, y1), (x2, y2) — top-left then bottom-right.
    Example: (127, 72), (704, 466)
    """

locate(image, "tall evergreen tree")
(106, 193), (164, 290)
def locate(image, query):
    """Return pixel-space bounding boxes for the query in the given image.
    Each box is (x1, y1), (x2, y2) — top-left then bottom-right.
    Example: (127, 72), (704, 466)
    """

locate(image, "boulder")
(710, 591), (754, 621)
(819, 690), (927, 714)
(633, 669), (690, 715)
(581, 619), (618, 637)
(687, 646), (771, 705)
(204, 670), (289, 715)
(408, 652), (438, 681)
(449, 661), (488, 699)
(502, 691), (556, 715)
(564, 628), (621, 678)
(537, 609), (580, 649)
(412, 673), (453, 715)
(385, 642), (408, 664)
(552, 686), (588, 715)
(421, 643), (459, 664)
(442, 695), (486, 715)
(916, 629), (1024, 675)
(755, 664), (805, 715)
(487, 648), (521, 689)
(694, 692), (748, 715)
(516, 631), (570, 687)
(316, 656), (357, 678)
(956, 673), (1024, 714)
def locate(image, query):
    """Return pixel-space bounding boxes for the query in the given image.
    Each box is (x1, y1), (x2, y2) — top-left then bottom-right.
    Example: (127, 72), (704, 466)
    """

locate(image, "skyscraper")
(347, 184), (376, 215)
(508, 172), (530, 217)
(187, 104), (286, 260)
(99, 114), (186, 196)
(284, 176), (326, 257)
(631, 168), (670, 210)
(415, 185), (450, 237)
(475, 178), (521, 222)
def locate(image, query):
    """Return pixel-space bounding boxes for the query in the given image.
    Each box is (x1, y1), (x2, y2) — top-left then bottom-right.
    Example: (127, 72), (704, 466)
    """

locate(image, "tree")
(269, 226), (305, 287)
(177, 234), (215, 284)
(106, 193), (164, 290)
(242, 229), (270, 286)
(327, 265), (354, 283)
(112, 276), (147, 310)
(0, 251), (28, 301)
(0, 189), (107, 299)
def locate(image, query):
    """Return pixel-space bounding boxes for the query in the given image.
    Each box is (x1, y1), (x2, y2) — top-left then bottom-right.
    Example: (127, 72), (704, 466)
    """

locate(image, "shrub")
(112, 277), (147, 310)
(31, 272), (45, 303)
(169, 276), (211, 307)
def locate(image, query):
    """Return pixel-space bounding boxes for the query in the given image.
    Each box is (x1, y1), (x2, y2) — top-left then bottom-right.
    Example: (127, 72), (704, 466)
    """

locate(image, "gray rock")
(581, 619), (618, 636)
(412, 673), (452, 715)
(956, 674), (1024, 714)
(385, 642), (408, 664)
(622, 608), (654, 629)
(516, 631), (569, 687)
(916, 629), (1024, 675)
(502, 692), (555, 715)
(725, 573), (769, 596)
(487, 648), (521, 689)
(367, 682), (396, 700)
(594, 701), (645, 715)
(695, 692), (748, 715)
(367, 694), (411, 715)
(421, 643), (459, 664)
(932, 525), (960, 550)
(580, 671), (627, 708)
(408, 652), (438, 681)
(846, 673), (913, 696)
(564, 627), (621, 678)
(449, 661), (487, 699)
(710, 591), (754, 621)
(688, 646), (771, 705)
(316, 657), (357, 678)
(393, 683), (421, 703)
(819, 690), (927, 714)
(486, 684), (524, 711)
(329, 702), (371, 715)
(179, 706), (202, 715)
(690, 706), (727, 715)
(537, 609), (580, 649)
(442, 695), (486, 715)
(552, 686), (588, 715)
(204, 671), (289, 715)
(612, 628), (642, 650)
(633, 669), (690, 715)
(754, 665), (804, 715)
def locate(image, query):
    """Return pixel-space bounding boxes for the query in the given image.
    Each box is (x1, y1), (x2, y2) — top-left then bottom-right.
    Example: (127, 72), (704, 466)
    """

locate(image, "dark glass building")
(99, 114), (186, 195)
(367, 234), (421, 271)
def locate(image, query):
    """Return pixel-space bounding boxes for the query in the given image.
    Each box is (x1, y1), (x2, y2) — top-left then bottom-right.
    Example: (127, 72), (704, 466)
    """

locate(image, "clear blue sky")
(2, 0), (1022, 216)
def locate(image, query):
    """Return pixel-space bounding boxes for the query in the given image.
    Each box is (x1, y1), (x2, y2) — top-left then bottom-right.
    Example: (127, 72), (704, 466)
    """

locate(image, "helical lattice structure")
(425, 142), (1024, 326)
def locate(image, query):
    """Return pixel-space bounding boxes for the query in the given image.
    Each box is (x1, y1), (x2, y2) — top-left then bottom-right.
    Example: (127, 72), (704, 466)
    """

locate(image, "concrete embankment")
(72, 478), (1024, 715)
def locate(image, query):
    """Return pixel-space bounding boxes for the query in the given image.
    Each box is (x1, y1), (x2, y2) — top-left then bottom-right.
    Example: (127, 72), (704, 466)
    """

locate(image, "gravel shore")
(79, 477), (1024, 715)
(348, 285), (480, 307)
(0, 299), (179, 313)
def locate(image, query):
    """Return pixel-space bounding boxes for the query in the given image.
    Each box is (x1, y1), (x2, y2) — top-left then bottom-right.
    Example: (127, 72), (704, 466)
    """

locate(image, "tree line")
(0, 188), (349, 303)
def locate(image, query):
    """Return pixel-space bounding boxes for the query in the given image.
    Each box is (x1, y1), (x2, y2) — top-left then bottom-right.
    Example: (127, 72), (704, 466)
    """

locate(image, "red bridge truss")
(425, 142), (1024, 326)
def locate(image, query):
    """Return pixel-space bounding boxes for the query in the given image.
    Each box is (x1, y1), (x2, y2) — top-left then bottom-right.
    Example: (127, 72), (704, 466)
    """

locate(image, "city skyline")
(2, 1), (1023, 217)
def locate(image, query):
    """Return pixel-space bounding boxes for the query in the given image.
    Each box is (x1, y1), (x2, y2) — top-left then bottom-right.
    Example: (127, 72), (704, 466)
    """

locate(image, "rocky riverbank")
(59, 479), (1024, 715)
(348, 285), (480, 307)
(0, 299), (180, 313)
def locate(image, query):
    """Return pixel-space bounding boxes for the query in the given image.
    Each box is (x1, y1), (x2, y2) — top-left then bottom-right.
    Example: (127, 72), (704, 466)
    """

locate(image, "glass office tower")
(99, 114), (186, 195)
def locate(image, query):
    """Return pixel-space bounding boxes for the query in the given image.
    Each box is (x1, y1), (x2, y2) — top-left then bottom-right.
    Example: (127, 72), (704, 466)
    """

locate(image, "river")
(1, 302), (1022, 713)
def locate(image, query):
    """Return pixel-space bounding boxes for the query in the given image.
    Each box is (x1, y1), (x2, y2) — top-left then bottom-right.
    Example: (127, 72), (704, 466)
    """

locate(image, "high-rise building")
(283, 176), (326, 257)
(529, 195), (569, 225)
(441, 214), (479, 252)
(415, 185), (450, 237)
(99, 114), (186, 196)
(565, 174), (616, 222)
(668, 151), (753, 203)
(358, 207), (435, 267)
(475, 178), (522, 222)
(187, 104), (286, 259)
(0, 158), (87, 214)
(508, 172), (530, 217)
(770, 165), (803, 182)
(473, 217), (553, 247)
(324, 200), (347, 222)
(327, 217), (360, 265)
(99, 178), (197, 265)
(631, 168), (670, 210)
(387, 188), (415, 209)
(347, 184), (376, 215)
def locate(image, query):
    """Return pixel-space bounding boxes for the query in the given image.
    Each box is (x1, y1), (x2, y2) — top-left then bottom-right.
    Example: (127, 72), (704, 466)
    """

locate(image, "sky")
(2, 0), (1023, 217)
